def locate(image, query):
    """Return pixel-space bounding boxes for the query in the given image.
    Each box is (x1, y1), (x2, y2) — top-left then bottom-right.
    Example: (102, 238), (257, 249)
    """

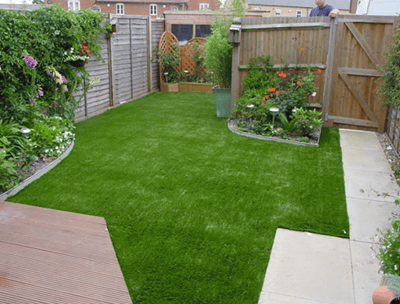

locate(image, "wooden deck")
(0, 201), (132, 304)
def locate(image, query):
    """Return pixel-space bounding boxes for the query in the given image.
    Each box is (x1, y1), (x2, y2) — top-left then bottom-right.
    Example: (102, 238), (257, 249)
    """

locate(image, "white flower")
(395, 265), (398, 271)
(247, 104), (254, 108)
(311, 92), (317, 97)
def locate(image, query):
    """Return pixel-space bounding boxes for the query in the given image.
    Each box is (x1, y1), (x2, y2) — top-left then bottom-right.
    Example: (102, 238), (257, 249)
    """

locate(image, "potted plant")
(372, 216), (400, 303)
(204, 0), (245, 117)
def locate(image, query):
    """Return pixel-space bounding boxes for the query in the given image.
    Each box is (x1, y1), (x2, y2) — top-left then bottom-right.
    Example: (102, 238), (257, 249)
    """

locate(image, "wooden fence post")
(321, 17), (337, 126)
(108, 15), (114, 107)
(230, 17), (242, 108)
(147, 16), (152, 93)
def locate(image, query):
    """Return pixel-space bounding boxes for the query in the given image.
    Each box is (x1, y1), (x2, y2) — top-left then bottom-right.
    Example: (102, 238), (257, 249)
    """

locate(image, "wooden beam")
(345, 22), (381, 67)
(338, 71), (379, 123)
(239, 64), (326, 70)
(327, 115), (379, 128)
(338, 67), (381, 77)
(241, 22), (330, 31)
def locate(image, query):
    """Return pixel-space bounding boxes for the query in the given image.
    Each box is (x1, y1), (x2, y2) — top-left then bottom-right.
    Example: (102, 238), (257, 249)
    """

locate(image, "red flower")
(317, 69), (322, 73)
(275, 91), (280, 95)
(279, 73), (287, 78)
(264, 95), (269, 99)
(300, 48), (306, 52)
(267, 88), (276, 92)
(261, 102), (265, 105)
(276, 71), (280, 74)
(297, 81), (301, 85)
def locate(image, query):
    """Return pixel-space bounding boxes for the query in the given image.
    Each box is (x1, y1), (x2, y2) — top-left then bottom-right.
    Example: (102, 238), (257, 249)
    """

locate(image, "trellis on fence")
(158, 32), (209, 84)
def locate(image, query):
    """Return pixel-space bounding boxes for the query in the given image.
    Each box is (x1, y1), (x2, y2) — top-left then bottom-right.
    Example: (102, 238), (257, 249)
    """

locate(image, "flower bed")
(230, 52), (323, 145)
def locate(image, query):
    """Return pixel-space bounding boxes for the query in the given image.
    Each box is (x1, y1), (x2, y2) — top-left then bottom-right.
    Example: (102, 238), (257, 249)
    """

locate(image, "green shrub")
(292, 108), (322, 136)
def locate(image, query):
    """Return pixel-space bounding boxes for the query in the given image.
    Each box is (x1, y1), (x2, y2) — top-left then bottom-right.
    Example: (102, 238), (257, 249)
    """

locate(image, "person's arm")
(329, 8), (339, 17)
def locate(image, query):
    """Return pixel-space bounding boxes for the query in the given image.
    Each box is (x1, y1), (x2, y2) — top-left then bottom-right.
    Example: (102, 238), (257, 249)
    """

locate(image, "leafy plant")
(204, 0), (246, 88)
(0, 150), (18, 192)
(157, 43), (181, 83)
(278, 113), (298, 133)
(292, 108), (322, 136)
(379, 26), (400, 108)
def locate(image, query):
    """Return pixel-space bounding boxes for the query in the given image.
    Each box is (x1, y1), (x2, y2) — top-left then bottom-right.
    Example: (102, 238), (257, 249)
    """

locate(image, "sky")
(0, 0), (34, 4)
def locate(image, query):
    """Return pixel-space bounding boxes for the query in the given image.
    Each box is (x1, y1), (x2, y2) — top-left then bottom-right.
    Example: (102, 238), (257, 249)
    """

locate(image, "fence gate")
(323, 15), (398, 132)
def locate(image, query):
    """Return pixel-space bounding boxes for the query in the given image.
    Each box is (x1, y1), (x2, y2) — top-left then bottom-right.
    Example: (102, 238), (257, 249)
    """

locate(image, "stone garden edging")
(227, 120), (321, 147)
(0, 140), (75, 201)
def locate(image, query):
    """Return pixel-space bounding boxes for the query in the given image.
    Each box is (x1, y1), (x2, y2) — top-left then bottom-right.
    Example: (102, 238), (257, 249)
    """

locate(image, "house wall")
(247, 5), (312, 17)
(98, 2), (187, 18)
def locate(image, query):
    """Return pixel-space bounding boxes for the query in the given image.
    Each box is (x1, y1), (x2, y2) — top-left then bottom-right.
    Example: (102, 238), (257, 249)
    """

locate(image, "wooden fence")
(231, 15), (399, 132)
(74, 15), (164, 122)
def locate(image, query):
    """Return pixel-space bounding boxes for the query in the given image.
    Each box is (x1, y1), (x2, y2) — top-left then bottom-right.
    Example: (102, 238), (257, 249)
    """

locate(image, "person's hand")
(329, 9), (339, 17)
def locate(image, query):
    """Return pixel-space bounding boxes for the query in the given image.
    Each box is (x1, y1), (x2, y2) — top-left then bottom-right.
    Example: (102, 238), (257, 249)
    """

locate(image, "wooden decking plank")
(0, 201), (105, 224)
(0, 265), (131, 303)
(0, 221), (114, 253)
(0, 252), (127, 291)
(0, 292), (47, 304)
(0, 205), (108, 233)
(0, 216), (111, 239)
(0, 242), (121, 276)
(0, 202), (132, 303)
(0, 231), (117, 264)
(0, 279), (118, 304)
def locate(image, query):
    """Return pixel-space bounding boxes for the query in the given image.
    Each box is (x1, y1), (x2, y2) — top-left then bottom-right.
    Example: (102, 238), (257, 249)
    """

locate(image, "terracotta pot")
(373, 286), (399, 304)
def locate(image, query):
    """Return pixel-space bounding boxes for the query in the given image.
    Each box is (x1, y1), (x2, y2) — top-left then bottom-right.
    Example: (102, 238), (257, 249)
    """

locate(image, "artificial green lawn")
(9, 92), (349, 303)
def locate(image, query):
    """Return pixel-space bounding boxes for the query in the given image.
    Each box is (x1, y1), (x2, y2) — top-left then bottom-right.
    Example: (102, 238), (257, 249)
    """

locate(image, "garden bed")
(160, 82), (213, 93)
(0, 141), (74, 201)
(228, 119), (322, 147)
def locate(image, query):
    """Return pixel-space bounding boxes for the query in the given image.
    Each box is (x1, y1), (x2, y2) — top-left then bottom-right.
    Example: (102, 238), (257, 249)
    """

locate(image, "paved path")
(258, 129), (399, 304)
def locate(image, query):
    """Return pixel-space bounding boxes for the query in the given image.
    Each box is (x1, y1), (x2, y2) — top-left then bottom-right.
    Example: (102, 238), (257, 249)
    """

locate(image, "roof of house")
(246, 0), (350, 10)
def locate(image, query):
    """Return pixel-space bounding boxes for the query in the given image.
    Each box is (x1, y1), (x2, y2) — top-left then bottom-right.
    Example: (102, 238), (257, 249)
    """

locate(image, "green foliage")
(242, 55), (276, 97)
(279, 113), (298, 133)
(157, 43), (181, 83)
(374, 216), (400, 276)
(0, 5), (100, 192)
(385, 274), (400, 297)
(204, 0), (246, 88)
(0, 151), (18, 191)
(297, 136), (310, 143)
(292, 108), (322, 136)
(379, 27), (400, 107)
(0, 5), (106, 123)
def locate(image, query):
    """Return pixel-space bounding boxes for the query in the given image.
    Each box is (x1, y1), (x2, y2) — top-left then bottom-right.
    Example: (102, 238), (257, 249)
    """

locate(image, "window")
(93, 4), (101, 12)
(171, 6), (178, 11)
(68, 0), (80, 11)
(275, 9), (281, 16)
(199, 3), (209, 10)
(196, 24), (211, 38)
(150, 4), (157, 15)
(116, 3), (124, 14)
(297, 10), (302, 17)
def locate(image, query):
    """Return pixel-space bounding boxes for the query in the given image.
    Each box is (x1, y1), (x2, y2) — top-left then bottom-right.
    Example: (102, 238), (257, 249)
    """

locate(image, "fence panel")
(75, 15), (163, 122)
(151, 20), (165, 91)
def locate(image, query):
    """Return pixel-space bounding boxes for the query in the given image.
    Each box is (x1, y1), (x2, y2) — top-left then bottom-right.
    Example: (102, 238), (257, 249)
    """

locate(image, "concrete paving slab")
(259, 229), (354, 304)
(339, 130), (382, 151)
(344, 168), (397, 202)
(347, 198), (397, 243)
(341, 148), (393, 173)
(259, 291), (333, 304)
(350, 240), (382, 304)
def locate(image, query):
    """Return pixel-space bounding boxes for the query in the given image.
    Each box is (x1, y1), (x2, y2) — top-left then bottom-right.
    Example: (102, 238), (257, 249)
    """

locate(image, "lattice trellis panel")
(181, 37), (208, 79)
(158, 31), (181, 84)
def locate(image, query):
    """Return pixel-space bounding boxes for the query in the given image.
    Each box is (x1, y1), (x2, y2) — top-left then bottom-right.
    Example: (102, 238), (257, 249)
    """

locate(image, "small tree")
(204, 0), (246, 88)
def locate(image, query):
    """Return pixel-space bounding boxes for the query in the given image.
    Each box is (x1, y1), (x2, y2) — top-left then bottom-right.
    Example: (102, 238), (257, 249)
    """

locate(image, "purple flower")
(61, 75), (68, 84)
(23, 56), (37, 70)
(36, 87), (43, 98)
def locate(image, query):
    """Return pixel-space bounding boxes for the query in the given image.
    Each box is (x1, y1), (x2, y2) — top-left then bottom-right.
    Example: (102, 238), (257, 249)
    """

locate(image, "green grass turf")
(9, 92), (349, 303)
